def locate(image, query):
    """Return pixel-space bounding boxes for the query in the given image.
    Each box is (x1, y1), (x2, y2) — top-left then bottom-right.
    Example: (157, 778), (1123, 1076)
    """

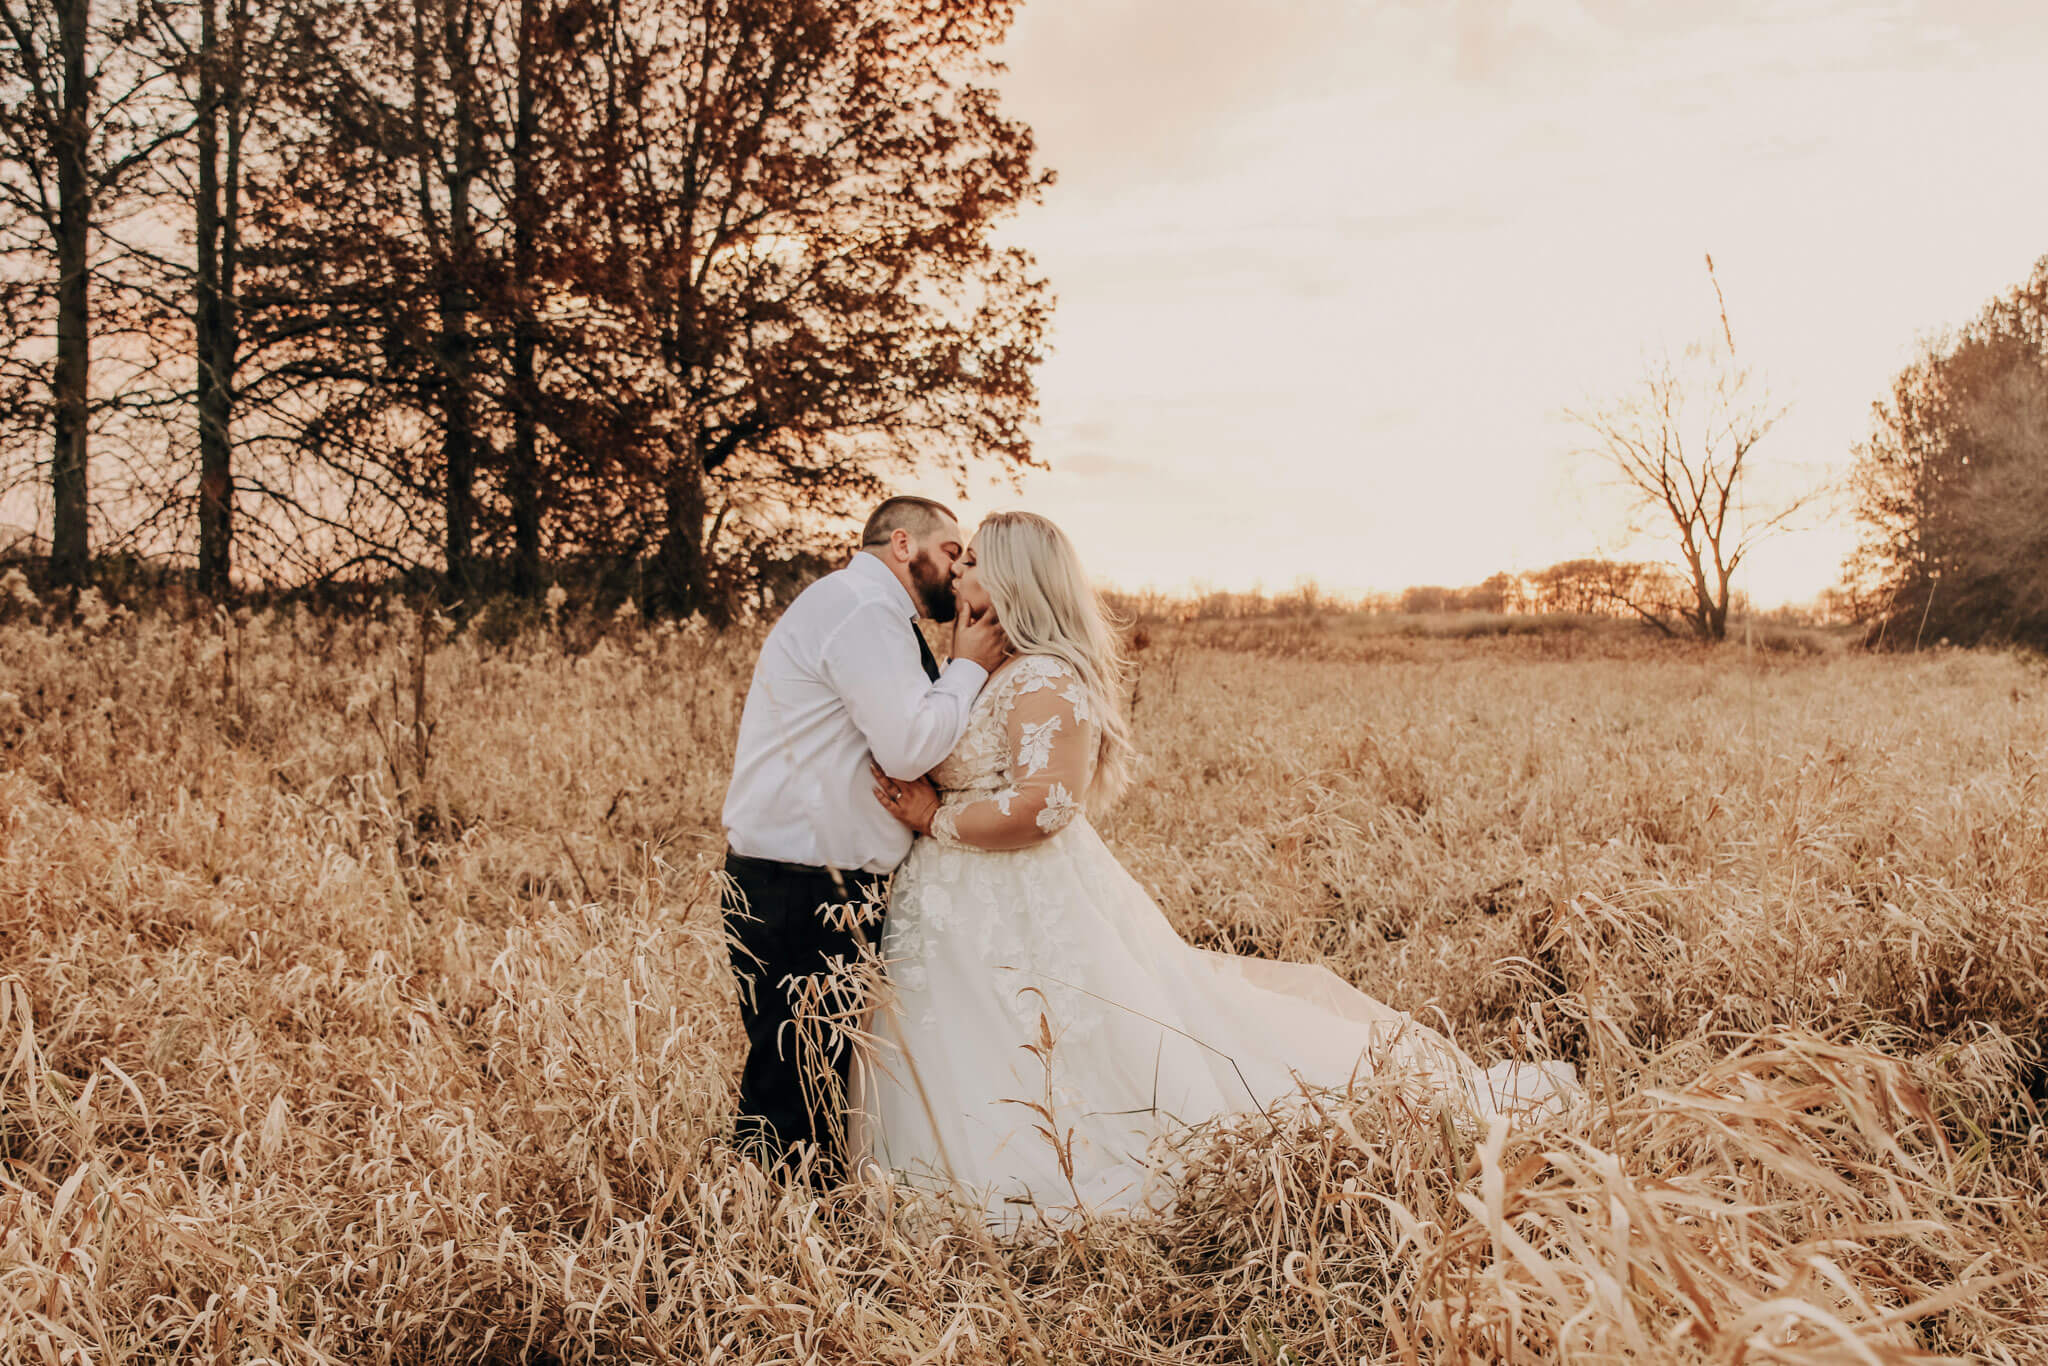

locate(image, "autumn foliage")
(1848, 255), (2048, 649)
(0, 0), (1049, 612)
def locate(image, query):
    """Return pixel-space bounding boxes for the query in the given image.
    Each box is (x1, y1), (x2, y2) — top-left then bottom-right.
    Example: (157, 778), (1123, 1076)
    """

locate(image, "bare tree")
(1568, 343), (1807, 640)
(189, 0), (237, 593)
(225, 0), (511, 593)
(137, 0), (288, 597)
(504, 0), (540, 596)
(0, 0), (177, 585)
(233, 0), (623, 597)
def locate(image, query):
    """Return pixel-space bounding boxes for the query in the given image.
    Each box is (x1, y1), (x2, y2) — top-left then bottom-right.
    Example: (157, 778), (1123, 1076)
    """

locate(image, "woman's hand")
(871, 762), (941, 835)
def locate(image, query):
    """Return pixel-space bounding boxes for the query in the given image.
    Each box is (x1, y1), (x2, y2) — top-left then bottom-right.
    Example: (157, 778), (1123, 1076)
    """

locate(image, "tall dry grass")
(1, 600), (2043, 1362)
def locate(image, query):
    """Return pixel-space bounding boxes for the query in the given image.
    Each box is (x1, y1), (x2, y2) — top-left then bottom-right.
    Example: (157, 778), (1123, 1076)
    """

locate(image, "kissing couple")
(719, 497), (1575, 1224)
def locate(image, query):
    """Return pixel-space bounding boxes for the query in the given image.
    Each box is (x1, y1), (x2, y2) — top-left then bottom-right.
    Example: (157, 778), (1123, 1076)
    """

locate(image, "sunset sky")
(905, 0), (2048, 605)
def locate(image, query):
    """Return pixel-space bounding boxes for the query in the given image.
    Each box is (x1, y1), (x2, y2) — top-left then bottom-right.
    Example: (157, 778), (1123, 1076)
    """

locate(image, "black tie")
(914, 623), (941, 682)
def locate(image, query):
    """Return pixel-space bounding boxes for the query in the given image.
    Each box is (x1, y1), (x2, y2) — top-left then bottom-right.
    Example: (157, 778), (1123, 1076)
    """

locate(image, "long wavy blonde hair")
(974, 511), (1134, 811)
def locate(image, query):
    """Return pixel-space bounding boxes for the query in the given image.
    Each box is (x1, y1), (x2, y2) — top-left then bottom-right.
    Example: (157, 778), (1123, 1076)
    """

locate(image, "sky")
(897, 0), (2048, 605)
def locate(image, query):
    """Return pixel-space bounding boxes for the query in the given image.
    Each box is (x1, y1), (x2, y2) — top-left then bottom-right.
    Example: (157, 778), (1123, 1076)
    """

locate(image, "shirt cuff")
(937, 658), (988, 691)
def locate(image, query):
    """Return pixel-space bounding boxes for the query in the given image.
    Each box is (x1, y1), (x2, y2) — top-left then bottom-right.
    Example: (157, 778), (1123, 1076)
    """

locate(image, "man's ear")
(890, 527), (913, 562)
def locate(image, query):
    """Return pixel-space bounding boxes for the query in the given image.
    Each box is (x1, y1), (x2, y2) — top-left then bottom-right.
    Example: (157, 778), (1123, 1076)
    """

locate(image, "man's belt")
(724, 849), (878, 883)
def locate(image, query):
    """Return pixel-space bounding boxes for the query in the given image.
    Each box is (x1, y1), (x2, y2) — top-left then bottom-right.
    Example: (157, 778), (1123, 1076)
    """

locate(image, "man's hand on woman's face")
(871, 761), (940, 834)
(951, 600), (1009, 673)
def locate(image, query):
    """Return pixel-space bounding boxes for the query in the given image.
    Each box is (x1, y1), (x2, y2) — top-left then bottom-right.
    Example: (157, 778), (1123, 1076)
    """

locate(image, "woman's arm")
(927, 662), (1093, 851)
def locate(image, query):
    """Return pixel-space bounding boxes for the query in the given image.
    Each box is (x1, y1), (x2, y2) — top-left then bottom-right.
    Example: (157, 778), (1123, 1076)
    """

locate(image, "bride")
(852, 511), (1574, 1223)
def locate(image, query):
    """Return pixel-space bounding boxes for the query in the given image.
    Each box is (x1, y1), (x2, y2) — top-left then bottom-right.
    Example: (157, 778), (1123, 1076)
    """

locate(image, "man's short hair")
(861, 496), (958, 548)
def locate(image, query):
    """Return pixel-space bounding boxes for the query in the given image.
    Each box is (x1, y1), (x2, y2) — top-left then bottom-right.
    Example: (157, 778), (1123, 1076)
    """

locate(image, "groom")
(720, 495), (1007, 1176)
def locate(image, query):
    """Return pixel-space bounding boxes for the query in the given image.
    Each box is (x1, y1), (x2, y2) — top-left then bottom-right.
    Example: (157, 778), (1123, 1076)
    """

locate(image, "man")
(720, 496), (1008, 1176)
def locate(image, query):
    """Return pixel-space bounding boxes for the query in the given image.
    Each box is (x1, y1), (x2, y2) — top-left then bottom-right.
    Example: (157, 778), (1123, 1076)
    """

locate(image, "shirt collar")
(849, 549), (920, 621)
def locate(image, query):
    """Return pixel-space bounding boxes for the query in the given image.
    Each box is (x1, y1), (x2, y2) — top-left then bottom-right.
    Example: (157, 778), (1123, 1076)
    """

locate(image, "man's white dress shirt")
(722, 552), (988, 874)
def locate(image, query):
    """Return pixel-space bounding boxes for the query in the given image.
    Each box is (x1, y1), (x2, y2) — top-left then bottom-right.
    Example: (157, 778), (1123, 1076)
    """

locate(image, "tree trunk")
(439, 252), (474, 597)
(508, 0), (540, 597)
(51, 0), (91, 587)
(658, 446), (712, 620)
(195, 0), (233, 598)
(1708, 567), (1731, 641)
(1683, 551), (1715, 640)
(439, 10), (478, 600)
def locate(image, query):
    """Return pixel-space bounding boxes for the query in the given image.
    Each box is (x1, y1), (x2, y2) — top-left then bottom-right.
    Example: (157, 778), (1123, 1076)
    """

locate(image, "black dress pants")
(721, 850), (887, 1175)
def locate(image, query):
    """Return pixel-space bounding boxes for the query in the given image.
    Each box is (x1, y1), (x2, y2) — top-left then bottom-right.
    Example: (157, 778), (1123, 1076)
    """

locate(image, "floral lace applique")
(1017, 716), (1061, 775)
(1060, 678), (1094, 724)
(1010, 654), (1065, 698)
(1036, 782), (1079, 834)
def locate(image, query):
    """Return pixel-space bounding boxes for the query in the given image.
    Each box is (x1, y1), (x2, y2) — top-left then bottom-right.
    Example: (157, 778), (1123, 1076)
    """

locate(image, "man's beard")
(908, 550), (958, 622)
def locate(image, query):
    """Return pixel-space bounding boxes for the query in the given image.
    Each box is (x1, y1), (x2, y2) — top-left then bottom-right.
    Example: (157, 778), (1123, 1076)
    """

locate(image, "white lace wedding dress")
(850, 654), (1575, 1224)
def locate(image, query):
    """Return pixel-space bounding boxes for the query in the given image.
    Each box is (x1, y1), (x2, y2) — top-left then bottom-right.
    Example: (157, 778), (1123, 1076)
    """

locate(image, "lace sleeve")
(927, 657), (1093, 851)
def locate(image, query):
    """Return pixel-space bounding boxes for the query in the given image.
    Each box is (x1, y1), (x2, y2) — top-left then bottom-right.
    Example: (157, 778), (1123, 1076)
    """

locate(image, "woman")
(852, 511), (1573, 1224)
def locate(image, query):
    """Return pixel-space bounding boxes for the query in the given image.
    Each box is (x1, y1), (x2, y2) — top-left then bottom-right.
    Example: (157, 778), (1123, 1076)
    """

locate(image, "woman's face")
(952, 537), (994, 618)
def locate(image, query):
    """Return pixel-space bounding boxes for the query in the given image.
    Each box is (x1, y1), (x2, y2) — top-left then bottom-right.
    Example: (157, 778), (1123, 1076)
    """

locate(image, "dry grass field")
(3, 601), (2045, 1362)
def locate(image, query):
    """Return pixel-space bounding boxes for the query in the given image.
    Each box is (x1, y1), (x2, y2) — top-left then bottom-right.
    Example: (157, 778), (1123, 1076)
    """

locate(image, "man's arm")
(820, 604), (987, 780)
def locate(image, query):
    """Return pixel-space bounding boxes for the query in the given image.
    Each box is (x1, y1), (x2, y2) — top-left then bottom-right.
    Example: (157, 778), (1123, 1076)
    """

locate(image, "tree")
(190, 0), (237, 593)
(504, 0), (542, 596)
(140, 0), (296, 597)
(234, 0), (533, 593)
(1847, 258), (2048, 648)
(1462, 571), (1518, 614)
(1524, 557), (1685, 628)
(561, 0), (1052, 618)
(1568, 342), (1806, 640)
(164, 0), (457, 600)
(0, 0), (175, 585)
(237, 0), (672, 598)
(1397, 584), (1452, 614)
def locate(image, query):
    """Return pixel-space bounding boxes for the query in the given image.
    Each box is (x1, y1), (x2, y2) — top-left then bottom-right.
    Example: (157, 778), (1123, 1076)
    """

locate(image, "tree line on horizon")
(1100, 560), (1844, 632)
(0, 0), (1048, 618)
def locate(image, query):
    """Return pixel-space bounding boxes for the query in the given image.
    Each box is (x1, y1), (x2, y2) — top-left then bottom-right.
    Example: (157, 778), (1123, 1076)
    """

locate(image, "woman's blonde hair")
(974, 511), (1134, 811)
